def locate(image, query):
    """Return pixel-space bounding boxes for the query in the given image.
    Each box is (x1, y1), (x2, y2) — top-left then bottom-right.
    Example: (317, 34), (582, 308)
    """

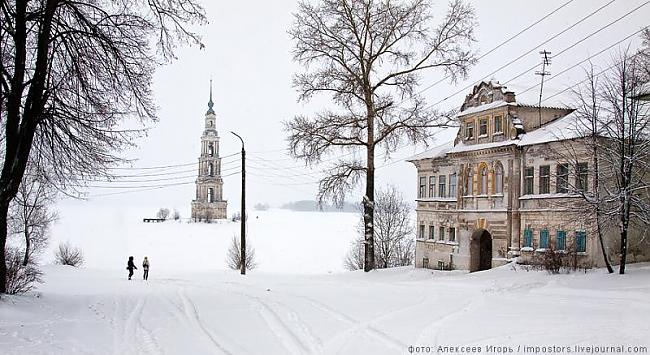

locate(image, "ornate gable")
(460, 81), (514, 111)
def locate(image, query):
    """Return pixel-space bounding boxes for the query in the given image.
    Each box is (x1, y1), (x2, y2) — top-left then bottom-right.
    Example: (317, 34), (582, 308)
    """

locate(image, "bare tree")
(567, 64), (614, 273)
(598, 51), (650, 274)
(4, 246), (43, 294)
(0, 0), (206, 292)
(286, 0), (476, 272)
(226, 235), (257, 271)
(156, 208), (170, 220)
(9, 168), (58, 266)
(346, 186), (414, 270)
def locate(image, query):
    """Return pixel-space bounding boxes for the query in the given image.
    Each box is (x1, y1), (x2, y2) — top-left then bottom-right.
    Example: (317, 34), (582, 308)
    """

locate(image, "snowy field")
(1, 203), (650, 354)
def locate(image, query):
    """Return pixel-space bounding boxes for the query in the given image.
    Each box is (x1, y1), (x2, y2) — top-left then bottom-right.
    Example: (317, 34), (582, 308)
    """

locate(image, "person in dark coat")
(127, 256), (137, 280)
(142, 256), (150, 280)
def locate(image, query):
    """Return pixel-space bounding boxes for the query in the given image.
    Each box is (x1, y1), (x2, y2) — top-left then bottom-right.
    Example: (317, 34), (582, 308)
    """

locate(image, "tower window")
(209, 163), (214, 176)
(208, 144), (214, 157)
(208, 188), (214, 203)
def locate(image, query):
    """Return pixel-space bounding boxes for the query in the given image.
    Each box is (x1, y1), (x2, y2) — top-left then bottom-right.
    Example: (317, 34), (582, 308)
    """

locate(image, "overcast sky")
(57, 0), (650, 217)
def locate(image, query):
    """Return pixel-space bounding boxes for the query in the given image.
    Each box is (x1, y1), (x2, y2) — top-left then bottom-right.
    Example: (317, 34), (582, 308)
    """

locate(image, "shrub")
(54, 241), (84, 267)
(156, 208), (170, 220)
(226, 235), (257, 270)
(4, 247), (43, 294)
(172, 209), (181, 220)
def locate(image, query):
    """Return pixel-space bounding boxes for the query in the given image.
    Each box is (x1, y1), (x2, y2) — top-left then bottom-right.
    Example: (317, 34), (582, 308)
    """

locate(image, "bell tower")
(191, 81), (227, 220)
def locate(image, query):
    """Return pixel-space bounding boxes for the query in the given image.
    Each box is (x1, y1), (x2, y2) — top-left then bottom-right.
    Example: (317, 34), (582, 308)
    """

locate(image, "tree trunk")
(0, 203), (9, 294)
(363, 146), (375, 272)
(619, 227), (627, 274)
(22, 228), (30, 266)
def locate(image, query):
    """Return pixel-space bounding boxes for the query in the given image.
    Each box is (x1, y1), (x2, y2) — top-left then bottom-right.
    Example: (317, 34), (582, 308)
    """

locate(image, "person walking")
(127, 256), (137, 280)
(142, 257), (150, 280)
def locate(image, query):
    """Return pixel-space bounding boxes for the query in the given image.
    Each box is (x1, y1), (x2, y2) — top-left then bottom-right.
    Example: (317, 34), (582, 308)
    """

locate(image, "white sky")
(58, 0), (650, 217)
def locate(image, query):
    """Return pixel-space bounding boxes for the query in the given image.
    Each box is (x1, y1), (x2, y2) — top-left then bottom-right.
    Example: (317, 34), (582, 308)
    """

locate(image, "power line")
(106, 151), (241, 171)
(420, 0), (619, 111)
(402, 0), (577, 104)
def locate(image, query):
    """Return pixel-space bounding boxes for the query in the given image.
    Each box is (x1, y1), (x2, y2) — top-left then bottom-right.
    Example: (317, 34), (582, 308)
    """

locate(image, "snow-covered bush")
(226, 235), (257, 270)
(172, 209), (181, 220)
(4, 246), (43, 295)
(156, 208), (170, 220)
(54, 241), (84, 267)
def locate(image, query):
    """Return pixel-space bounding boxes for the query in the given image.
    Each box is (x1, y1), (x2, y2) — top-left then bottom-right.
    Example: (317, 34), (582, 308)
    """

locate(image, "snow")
(405, 140), (455, 161)
(448, 139), (517, 153)
(458, 100), (514, 117)
(2, 204), (650, 354)
(518, 111), (587, 146)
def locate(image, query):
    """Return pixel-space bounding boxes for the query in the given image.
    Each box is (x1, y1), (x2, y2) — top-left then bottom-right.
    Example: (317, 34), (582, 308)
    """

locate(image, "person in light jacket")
(127, 256), (137, 280)
(142, 256), (150, 280)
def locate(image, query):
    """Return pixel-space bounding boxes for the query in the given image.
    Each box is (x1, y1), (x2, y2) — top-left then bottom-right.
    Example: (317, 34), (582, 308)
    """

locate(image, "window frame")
(465, 122), (475, 140)
(524, 167), (535, 195)
(493, 115), (503, 134)
(540, 229), (549, 249)
(449, 173), (457, 198)
(419, 224), (425, 239)
(523, 228), (533, 248)
(438, 175), (446, 198)
(429, 225), (435, 240)
(575, 231), (586, 253)
(479, 165), (488, 195)
(556, 163), (569, 193)
(577, 162), (588, 192)
(494, 163), (504, 194)
(539, 165), (550, 194)
(438, 226), (445, 241)
(479, 118), (488, 136)
(449, 227), (456, 242)
(556, 230), (566, 251)
(428, 176), (435, 198)
(419, 177), (426, 198)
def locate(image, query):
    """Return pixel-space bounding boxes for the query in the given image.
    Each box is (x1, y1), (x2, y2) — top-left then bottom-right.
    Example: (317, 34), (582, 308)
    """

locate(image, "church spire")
(207, 79), (215, 115)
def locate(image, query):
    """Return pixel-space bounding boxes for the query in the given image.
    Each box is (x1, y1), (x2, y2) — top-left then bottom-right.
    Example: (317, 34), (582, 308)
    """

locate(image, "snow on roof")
(518, 111), (587, 146)
(405, 139), (454, 162)
(632, 82), (650, 100)
(448, 139), (517, 153)
(458, 100), (513, 116)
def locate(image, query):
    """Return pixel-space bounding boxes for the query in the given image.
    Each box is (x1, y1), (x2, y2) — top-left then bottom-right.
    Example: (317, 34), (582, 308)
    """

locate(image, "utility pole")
(535, 50), (552, 127)
(231, 132), (246, 275)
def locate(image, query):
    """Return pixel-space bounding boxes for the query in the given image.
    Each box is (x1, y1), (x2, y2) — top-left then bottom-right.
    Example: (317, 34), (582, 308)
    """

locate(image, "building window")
(208, 144), (214, 157)
(429, 225), (435, 240)
(494, 115), (503, 134)
(208, 187), (214, 203)
(208, 163), (214, 176)
(419, 177), (426, 198)
(422, 257), (429, 269)
(556, 163), (569, 193)
(539, 165), (550, 194)
(479, 118), (488, 136)
(576, 231), (586, 253)
(494, 163), (503, 194)
(524, 167), (534, 195)
(523, 228), (533, 248)
(449, 173), (457, 198)
(479, 165), (488, 195)
(449, 227), (456, 242)
(419, 224), (425, 239)
(438, 175), (446, 198)
(466, 168), (474, 195)
(577, 162), (588, 192)
(556, 230), (566, 250)
(429, 176), (435, 198)
(465, 122), (475, 140)
(438, 227), (445, 241)
(540, 229), (549, 249)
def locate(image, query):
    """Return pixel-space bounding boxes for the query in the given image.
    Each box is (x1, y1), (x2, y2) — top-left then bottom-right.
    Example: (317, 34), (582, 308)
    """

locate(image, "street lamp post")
(231, 131), (246, 275)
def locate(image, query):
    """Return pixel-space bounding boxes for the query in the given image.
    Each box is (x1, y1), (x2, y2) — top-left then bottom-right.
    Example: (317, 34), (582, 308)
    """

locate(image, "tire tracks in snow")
(297, 294), (430, 354)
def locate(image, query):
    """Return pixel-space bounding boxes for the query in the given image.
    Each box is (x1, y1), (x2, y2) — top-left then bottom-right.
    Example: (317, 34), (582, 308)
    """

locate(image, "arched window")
(208, 143), (214, 157)
(466, 167), (473, 195)
(208, 163), (214, 176)
(494, 163), (504, 194)
(479, 165), (488, 195)
(208, 187), (214, 203)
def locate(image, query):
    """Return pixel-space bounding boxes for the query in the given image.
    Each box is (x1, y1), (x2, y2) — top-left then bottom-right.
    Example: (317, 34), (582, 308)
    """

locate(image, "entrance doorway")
(470, 229), (492, 272)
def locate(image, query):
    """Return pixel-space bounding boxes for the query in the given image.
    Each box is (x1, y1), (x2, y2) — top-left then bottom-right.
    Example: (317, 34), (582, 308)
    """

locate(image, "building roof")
(631, 82), (650, 101)
(518, 111), (587, 146)
(405, 139), (455, 162)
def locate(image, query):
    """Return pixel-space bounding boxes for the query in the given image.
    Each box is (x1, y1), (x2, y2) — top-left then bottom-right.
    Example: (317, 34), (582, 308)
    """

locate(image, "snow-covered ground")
(2, 204), (650, 354)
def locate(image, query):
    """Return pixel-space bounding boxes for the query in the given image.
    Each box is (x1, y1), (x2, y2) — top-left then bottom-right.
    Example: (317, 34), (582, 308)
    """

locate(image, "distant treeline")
(280, 200), (358, 212)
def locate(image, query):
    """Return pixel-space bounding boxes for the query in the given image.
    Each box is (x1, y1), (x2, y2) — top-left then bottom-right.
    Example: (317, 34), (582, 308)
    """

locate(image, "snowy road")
(2, 264), (650, 354)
